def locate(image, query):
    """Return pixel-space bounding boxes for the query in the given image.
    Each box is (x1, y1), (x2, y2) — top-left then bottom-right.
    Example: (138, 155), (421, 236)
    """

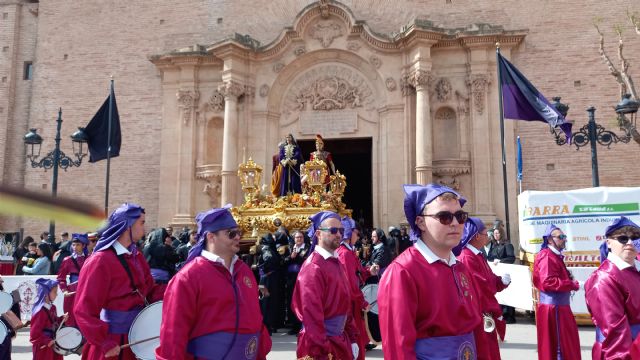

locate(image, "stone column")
(410, 70), (434, 185)
(171, 89), (199, 226)
(219, 81), (244, 206)
(468, 73), (494, 217)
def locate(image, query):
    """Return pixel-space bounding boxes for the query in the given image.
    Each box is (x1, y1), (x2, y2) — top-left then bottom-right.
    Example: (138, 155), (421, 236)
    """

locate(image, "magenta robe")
(30, 305), (63, 360)
(292, 250), (358, 360)
(585, 259), (640, 359)
(457, 247), (508, 360)
(378, 246), (481, 359)
(336, 244), (368, 360)
(74, 249), (164, 360)
(156, 256), (271, 360)
(532, 248), (580, 360)
(56, 255), (86, 327)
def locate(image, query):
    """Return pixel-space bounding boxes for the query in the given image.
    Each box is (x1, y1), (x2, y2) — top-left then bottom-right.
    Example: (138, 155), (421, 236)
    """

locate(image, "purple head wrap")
(541, 224), (561, 250)
(307, 211), (341, 253)
(32, 278), (58, 317)
(71, 233), (89, 257)
(403, 183), (466, 241)
(452, 217), (485, 256)
(341, 216), (356, 241)
(94, 203), (145, 252)
(185, 205), (238, 264)
(600, 216), (640, 261)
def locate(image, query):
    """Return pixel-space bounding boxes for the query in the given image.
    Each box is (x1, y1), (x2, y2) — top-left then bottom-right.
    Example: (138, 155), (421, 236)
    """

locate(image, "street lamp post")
(23, 108), (88, 243)
(551, 95), (639, 187)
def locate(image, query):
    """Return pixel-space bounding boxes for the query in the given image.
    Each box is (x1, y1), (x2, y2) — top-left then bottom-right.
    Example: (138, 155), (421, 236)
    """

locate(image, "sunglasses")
(318, 227), (345, 235)
(227, 229), (243, 239)
(420, 211), (469, 225)
(610, 235), (640, 245)
(552, 234), (568, 240)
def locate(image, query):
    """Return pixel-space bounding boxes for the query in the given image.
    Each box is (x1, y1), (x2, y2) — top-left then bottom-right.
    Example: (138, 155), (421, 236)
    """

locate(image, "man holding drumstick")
(74, 203), (164, 360)
(156, 205), (271, 360)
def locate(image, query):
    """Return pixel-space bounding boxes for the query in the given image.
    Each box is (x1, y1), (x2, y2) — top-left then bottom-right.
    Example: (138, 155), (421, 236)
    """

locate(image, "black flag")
(85, 89), (121, 163)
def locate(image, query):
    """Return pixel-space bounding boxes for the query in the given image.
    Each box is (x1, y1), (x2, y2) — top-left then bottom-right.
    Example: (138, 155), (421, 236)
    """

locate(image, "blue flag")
(85, 88), (121, 163)
(516, 136), (523, 181)
(498, 53), (572, 141)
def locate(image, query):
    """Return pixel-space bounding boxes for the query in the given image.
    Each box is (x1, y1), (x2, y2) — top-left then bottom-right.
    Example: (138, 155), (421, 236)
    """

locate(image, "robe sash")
(415, 332), (476, 360)
(539, 291), (571, 306)
(187, 331), (260, 360)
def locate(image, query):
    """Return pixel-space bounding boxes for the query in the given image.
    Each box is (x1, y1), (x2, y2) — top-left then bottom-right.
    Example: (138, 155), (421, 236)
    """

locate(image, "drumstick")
(65, 291), (76, 296)
(120, 335), (160, 349)
(56, 313), (69, 333)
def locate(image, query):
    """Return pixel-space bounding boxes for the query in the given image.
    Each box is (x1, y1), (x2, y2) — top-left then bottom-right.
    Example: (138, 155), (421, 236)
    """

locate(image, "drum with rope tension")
(361, 284), (381, 344)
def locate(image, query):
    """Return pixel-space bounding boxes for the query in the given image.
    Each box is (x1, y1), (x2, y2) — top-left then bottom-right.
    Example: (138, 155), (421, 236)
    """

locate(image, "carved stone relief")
(408, 69), (434, 90)
(218, 81), (245, 100)
(455, 90), (470, 117)
(369, 55), (382, 69)
(432, 162), (471, 191)
(309, 20), (344, 48)
(347, 42), (361, 52)
(273, 63), (285, 73)
(294, 46), (306, 56)
(435, 78), (452, 102)
(283, 65), (374, 115)
(385, 77), (397, 92)
(469, 74), (489, 115)
(207, 90), (225, 112)
(259, 84), (269, 98)
(400, 74), (415, 97)
(177, 89), (199, 125)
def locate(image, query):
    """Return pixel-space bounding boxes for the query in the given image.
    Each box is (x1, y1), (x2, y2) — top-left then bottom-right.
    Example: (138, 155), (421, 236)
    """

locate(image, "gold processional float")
(233, 157), (351, 253)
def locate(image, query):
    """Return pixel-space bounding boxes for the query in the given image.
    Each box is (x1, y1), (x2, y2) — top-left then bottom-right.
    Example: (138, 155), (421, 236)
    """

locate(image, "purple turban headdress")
(32, 278), (58, 316)
(307, 211), (341, 253)
(403, 183), (466, 241)
(600, 216), (640, 261)
(94, 203), (145, 252)
(541, 224), (561, 250)
(185, 205), (238, 264)
(71, 233), (89, 257)
(453, 217), (485, 256)
(341, 216), (356, 241)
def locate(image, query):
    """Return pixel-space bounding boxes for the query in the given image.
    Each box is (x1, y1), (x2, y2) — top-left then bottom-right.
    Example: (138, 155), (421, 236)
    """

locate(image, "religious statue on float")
(271, 133), (305, 197)
(309, 134), (335, 186)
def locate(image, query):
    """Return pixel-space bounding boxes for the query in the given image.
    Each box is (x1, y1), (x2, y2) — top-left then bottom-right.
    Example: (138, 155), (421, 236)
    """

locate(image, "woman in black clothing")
(143, 228), (179, 284)
(257, 233), (284, 334)
(488, 227), (517, 323)
(13, 236), (34, 275)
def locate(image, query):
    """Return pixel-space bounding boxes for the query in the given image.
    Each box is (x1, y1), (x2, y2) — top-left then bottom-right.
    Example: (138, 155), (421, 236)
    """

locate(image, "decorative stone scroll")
(408, 69), (434, 91)
(469, 74), (489, 115)
(207, 90), (225, 112)
(385, 77), (397, 92)
(259, 84), (270, 98)
(273, 62), (285, 73)
(294, 46), (306, 56)
(435, 78), (452, 102)
(218, 81), (245, 100)
(309, 20), (344, 48)
(369, 55), (382, 69)
(177, 89), (199, 125)
(283, 65), (374, 114)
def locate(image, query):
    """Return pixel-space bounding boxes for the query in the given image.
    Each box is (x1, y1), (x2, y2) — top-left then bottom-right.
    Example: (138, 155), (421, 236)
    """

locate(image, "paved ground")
(11, 315), (595, 359)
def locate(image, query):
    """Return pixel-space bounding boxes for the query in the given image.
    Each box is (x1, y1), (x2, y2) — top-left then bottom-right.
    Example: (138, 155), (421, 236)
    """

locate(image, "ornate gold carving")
(385, 77), (397, 92)
(469, 74), (489, 115)
(177, 89), (199, 125)
(369, 55), (382, 69)
(218, 81), (245, 100)
(284, 65), (374, 114)
(207, 90), (225, 112)
(309, 20), (344, 48)
(435, 78), (452, 102)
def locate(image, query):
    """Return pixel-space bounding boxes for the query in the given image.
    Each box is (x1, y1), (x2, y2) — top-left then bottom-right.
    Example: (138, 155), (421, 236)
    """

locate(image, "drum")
(0, 292), (13, 314)
(0, 321), (7, 343)
(1, 310), (23, 331)
(54, 326), (84, 356)
(361, 284), (381, 344)
(128, 301), (162, 360)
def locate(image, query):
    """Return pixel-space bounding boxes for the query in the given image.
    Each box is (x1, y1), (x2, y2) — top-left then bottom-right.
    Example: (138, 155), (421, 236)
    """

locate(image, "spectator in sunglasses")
(586, 216), (640, 359)
(292, 211), (359, 360)
(532, 224), (581, 360)
(378, 184), (480, 359)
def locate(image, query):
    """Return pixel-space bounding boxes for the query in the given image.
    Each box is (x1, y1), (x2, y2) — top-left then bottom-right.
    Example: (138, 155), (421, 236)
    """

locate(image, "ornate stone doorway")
(298, 137), (373, 229)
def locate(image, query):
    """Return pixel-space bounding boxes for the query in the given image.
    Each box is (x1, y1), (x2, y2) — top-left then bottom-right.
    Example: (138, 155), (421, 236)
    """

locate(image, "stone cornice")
(149, 2), (527, 64)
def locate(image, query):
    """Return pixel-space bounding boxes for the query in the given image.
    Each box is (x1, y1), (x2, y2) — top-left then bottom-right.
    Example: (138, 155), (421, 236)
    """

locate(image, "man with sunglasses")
(532, 224), (581, 360)
(378, 184), (480, 359)
(292, 210), (360, 360)
(156, 205), (271, 360)
(586, 216), (640, 359)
